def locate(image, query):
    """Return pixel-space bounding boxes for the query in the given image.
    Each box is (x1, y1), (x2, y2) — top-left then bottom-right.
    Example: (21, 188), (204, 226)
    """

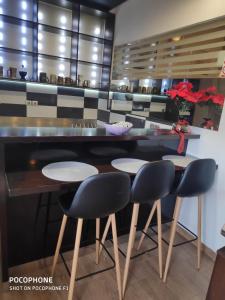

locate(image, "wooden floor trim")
(176, 224), (216, 262)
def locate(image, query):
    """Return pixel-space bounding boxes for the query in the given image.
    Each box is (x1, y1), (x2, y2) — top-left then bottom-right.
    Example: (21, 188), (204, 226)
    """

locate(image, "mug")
(50, 74), (57, 84)
(39, 72), (48, 83)
(57, 76), (64, 85)
(8, 67), (17, 79)
(65, 77), (72, 85)
(0, 66), (3, 77)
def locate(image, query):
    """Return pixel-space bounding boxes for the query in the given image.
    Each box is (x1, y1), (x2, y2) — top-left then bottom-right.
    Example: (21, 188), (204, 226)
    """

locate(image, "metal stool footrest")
(109, 228), (158, 260)
(60, 239), (115, 281)
(151, 221), (198, 247)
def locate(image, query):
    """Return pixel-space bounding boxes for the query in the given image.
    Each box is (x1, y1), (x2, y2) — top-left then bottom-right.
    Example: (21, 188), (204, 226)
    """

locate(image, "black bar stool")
(122, 160), (175, 297)
(32, 148), (78, 252)
(51, 172), (130, 300)
(163, 158), (216, 282)
(99, 161), (175, 294)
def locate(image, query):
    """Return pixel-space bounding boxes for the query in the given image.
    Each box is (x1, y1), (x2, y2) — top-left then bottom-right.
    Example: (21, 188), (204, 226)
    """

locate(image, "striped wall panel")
(113, 17), (225, 79)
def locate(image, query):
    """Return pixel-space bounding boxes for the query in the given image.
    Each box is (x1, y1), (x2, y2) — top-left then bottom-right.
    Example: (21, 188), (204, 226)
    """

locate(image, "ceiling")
(77, 0), (127, 11)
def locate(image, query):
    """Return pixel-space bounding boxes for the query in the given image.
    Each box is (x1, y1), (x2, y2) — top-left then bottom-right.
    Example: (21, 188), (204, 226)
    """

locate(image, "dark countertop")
(0, 127), (200, 143)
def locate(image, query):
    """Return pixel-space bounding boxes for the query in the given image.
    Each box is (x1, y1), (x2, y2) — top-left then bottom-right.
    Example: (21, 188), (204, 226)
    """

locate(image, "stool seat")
(162, 154), (197, 168)
(90, 146), (128, 157)
(31, 149), (78, 161)
(42, 161), (98, 182)
(111, 158), (148, 174)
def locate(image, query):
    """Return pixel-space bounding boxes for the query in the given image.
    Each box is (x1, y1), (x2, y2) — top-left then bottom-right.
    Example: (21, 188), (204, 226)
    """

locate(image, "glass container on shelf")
(0, 51), (32, 79)
(77, 62), (102, 88)
(19, 64), (27, 80)
(38, 55), (71, 84)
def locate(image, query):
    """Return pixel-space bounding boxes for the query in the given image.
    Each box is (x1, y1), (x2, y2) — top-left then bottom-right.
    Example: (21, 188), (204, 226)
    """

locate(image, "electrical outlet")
(33, 101), (38, 106)
(26, 100), (31, 106)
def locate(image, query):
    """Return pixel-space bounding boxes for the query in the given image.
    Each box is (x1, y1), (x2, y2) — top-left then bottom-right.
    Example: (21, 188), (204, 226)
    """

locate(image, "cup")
(8, 67), (17, 79)
(39, 72), (48, 83)
(50, 74), (57, 84)
(65, 77), (72, 85)
(57, 76), (64, 85)
(0, 66), (3, 77)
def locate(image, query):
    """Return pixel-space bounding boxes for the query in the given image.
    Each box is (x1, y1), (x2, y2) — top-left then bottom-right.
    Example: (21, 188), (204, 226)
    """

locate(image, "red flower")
(206, 86), (217, 93)
(210, 94), (224, 106)
(167, 82), (224, 106)
(184, 92), (199, 103)
(175, 82), (193, 91)
(167, 89), (178, 99)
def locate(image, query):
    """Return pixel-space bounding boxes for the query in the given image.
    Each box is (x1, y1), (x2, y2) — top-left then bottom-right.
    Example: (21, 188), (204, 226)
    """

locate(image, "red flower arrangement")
(167, 82), (225, 106)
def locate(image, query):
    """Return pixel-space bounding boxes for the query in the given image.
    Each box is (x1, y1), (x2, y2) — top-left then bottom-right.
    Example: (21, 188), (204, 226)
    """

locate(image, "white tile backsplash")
(0, 91), (26, 104)
(83, 108), (98, 119)
(109, 112), (126, 123)
(27, 106), (57, 118)
(57, 95), (84, 108)
(98, 98), (108, 110)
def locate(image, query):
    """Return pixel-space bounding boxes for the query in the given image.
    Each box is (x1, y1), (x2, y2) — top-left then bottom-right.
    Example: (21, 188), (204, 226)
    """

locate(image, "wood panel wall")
(113, 17), (225, 80)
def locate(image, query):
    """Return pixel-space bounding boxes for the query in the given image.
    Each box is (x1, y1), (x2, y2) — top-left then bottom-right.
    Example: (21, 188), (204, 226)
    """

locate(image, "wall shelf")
(0, 0), (115, 87)
(0, 77), (110, 92)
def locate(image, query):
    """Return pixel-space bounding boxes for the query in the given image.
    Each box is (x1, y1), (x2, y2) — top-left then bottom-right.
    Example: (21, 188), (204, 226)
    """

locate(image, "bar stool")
(122, 160), (175, 296)
(51, 172), (131, 300)
(163, 159), (216, 282)
(32, 148), (78, 226)
(88, 142), (137, 159)
(32, 149), (78, 253)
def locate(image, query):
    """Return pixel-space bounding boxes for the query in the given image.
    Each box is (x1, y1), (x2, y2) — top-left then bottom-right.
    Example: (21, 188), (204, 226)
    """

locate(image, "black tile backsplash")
(0, 104), (26, 117)
(97, 109), (110, 123)
(27, 92), (57, 106)
(0, 81), (26, 92)
(84, 97), (98, 109)
(58, 86), (85, 97)
(57, 107), (84, 119)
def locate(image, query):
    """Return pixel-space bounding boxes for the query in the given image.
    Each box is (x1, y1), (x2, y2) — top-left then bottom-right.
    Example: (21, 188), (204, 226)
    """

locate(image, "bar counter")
(0, 127), (200, 142)
(0, 126), (200, 282)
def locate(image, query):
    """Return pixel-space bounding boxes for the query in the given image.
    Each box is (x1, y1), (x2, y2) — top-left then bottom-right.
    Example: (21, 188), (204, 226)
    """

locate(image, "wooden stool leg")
(51, 214), (68, 276)
(99, 216), (111, 257)
(163, 197), (182, 283)
(197, 195), (203, 270)
(156, 199), (163, 279)
(111, 214), (122, 300)
(68, 219), (83, 300)
(96, 218), (100, 264)
(122, 203), (140, 297)
(137, 201), (157, 250)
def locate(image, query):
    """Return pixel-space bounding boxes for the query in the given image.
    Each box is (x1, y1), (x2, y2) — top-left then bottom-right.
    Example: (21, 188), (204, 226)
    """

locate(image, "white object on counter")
(111, 158), (149, 174)
(42, 161), (98, 182)
(162, 155), (197, 168)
